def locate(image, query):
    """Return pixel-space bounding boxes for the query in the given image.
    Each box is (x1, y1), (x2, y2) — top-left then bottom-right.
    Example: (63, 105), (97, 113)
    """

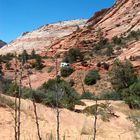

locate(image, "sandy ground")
(0, 95), (140, 140)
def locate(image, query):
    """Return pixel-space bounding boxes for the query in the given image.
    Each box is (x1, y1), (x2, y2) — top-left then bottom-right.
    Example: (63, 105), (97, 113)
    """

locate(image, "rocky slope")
(0, 0), (139, 60)
(48, 0), (140, 58)
(0, 40), (6, 48)
(0, 0), (139, 91)
(0, 20), (86, 55)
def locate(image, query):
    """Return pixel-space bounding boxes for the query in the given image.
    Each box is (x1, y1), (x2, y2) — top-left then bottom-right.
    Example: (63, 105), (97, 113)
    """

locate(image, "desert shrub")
(102, 62), (109, 70)
(30, 49), (36, 59)
(1, 77), (80, 110)
(110, 59), (139, 109)
(33, 89), (48, 103)
(0, 78), (12, 93)
(105, 45), (113, 56)
(63, 48), (84, 63)
(6, 82), (18, 96)
(110, 59), (137, 91)
(37, 78), (80, 110)
(112, 36), (123, 45)
(81, 92), (98, 100)
(32, 54), (44, 70)
(83, 102), (116, 121)
(19, 50), (29, 64)
(122, 79), (140, 109)
(0, 53), (15, 63)
(100, 91), (122, 100)
(21, 88), (33, 99)
(127, 30), (140, 40)
(60, 67), (74, 77)
(84, 70), (100, 85)
(83, 105), (97, 115)
(94, 38), (109, 51)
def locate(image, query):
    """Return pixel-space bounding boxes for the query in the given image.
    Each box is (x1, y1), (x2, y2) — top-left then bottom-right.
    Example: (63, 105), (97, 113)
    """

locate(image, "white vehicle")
(60, 62), (70, 68)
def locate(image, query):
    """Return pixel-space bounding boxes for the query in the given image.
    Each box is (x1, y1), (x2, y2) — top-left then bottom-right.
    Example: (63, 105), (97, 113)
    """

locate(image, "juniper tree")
(110, 59), (137, 91)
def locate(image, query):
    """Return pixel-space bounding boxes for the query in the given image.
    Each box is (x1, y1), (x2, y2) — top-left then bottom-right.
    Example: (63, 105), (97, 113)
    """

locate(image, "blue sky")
(0, 0), (115, 43)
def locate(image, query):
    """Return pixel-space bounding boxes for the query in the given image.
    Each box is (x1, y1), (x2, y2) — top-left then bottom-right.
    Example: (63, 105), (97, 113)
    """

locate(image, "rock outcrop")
(0, 20), (87, 55)
(48, 0), (140, 59)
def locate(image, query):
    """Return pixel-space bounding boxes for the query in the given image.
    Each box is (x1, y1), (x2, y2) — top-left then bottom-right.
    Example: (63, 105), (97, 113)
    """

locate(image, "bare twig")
(14, 53), (18, 140)
(55, 56), (60, 140)
(93, 100), (98, 140)
(27, 69), (42, 140)
(17, 63), (23, 140)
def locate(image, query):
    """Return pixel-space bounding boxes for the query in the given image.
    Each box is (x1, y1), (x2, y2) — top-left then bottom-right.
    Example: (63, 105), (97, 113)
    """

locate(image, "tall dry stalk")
(79, 73), (86, 94)
(55, 56), (60, 140)
(14, 54), (18, 140)
(27, 68), (42, 140)
(93, 99), (98, 140)
(17, 63), (23, 140)
(22, 47), (42, 140)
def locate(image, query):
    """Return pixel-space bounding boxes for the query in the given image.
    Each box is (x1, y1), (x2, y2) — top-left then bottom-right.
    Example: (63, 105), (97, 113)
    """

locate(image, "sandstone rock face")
(0, 19), (87, 55)
(0, 40), (6, 48)
(93, 0), (140, 38)
(44, 0), (139, 56)
(0, 0), (139, 63)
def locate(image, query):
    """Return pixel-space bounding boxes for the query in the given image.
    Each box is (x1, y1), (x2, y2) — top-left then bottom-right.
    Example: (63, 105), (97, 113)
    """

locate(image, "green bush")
(81, 92), (98, 100)
(84, 70), (100, 85)
(122, 79), (140, 109)
(18, 50), (29, 64)
(110, 59), (137, 91)
(60, 67), (74, 77)
(127, 30), (140, 40)
(0, 53), (15, 63)
(94, 38), (109, 52)
(37, 78), (80, 110)
(32, 55), (44, 70)
(83, 105), (97, 115)
(63, 48), (83, 63)
(0, 78), (12, 93)
(112, 36), (123, 45)
(2, 77), (80, 110)
(30, 49), (36, 59)
(100, 91), (122, 100)
(105, 45), (113, 56)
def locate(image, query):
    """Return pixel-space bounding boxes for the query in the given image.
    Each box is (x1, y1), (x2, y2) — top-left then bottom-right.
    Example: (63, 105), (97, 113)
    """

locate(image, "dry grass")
(0, 94), (15, 109)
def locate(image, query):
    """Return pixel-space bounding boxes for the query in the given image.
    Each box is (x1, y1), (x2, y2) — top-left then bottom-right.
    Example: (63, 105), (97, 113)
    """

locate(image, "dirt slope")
(0, 95), (140, 140)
